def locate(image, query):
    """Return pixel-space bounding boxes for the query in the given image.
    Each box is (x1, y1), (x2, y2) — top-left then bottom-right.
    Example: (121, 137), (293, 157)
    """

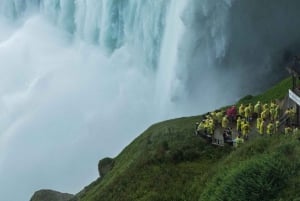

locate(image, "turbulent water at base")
(1, 0), (300, 200)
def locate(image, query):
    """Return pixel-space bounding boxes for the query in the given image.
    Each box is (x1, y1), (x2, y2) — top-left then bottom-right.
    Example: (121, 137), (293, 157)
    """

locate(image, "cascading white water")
(0, 1), (188, 201)
(155, 0), (189, 117)
(1, 0), (300, 200)
(1, 0), (169, 66)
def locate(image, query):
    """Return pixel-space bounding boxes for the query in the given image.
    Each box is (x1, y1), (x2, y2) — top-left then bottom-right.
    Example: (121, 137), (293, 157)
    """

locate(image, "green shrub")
(200, 145), (299, 201)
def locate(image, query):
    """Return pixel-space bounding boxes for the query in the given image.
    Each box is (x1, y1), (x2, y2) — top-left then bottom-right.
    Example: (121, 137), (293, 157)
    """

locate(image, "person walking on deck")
(244, 105), (251, 122)
(256, 117), (262, 130)
(259, 119), (265, 135)
(254, 101), (262, 118)
(236, 116), (242, 132)
(267, 122), (274, 136)
(222, 115), (229, 129)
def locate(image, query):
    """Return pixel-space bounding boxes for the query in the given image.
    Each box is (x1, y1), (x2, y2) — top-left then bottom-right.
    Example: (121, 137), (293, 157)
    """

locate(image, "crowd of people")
(196, 99), (300, 147)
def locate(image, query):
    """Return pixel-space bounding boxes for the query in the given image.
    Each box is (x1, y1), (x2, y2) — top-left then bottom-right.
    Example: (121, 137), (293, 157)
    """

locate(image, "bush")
(200, 153), (297, 201)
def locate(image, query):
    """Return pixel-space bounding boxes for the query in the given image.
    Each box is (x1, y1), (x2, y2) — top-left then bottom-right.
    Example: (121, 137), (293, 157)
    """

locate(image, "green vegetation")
(238, 77), (292, 104)
(70, 77), (300, 201)
(200, 136), (300, 201)
(30, 190), (73, 201)
(32, 76), (300, 201)
(77, 116), (232, 201)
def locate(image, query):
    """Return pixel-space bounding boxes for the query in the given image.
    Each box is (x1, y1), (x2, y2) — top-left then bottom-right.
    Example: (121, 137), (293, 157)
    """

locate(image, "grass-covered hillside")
(32, 77), (300, 201)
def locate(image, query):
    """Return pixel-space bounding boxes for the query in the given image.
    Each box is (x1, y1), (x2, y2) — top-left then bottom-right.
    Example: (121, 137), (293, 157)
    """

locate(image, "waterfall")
(0, 0), (237, 112)
(0, 0), (170, 68)
(0, 1), (188, 200)
(155, 0), (189, 116)
(0, 0), (193, 122)
(2, 1), (300, 201)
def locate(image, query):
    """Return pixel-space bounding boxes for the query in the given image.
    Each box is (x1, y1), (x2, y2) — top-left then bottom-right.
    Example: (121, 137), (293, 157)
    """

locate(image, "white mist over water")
(0, 16), (160, 201)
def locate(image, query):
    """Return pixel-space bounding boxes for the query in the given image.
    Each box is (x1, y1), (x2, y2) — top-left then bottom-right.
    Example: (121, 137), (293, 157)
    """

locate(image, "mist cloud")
(0, 16), (157, 201)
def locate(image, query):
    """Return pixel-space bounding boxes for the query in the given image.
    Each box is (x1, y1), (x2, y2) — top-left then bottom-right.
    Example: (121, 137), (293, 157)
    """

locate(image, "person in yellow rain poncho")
(261, 108), (269, 120)
(254, 101), (262, 118)
(239, 104), (245, 117)
(241, 121), (250, 139)
(270, 101), (276, 110)
(216, 110), (224, 125)
(249, 103), (254, 120)
(196, 120), (206, 134)
(269, 107), (275, 121)
(234, 135), (244, 148)
(204, 119), (210, 135)
(222, 115), (229, 129)
(256, 117), (262, 130)
(208, 118), (215, 135)
(285, 108), (293, 126)
(266, 121), (274, 136)
(263, 103), (269, 111)
(293, 127), (300, 140)
(285, 126), (292, 135)
(274, 104), (280, 120)
(210, 112), (217, 122)
(259, 119), (265, 135)
(290, 107), (296, 123)
(236, 116), (242, 132)
(244, 105), (251, 122)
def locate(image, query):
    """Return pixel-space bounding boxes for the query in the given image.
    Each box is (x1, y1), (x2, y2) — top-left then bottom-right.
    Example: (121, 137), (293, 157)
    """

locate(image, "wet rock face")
(30, 189), (74, 201)
(98, 157), (114, 177)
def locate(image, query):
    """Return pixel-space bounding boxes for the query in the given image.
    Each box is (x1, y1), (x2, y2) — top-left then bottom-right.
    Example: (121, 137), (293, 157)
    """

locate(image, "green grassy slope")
(72, 77), (300, 201)
(238, 77), (292, 104)
(77, 116), (232, 201)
